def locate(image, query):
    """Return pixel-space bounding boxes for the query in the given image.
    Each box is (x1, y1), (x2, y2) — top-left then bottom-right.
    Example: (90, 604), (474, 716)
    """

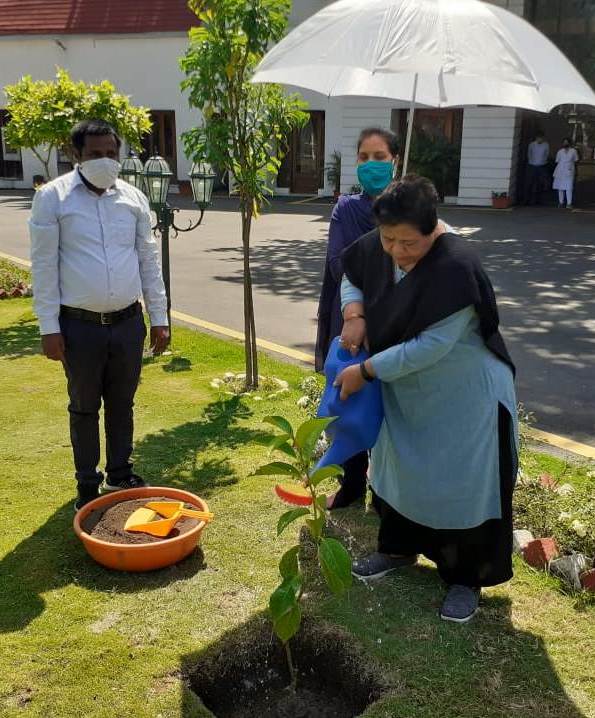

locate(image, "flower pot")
(492, 196), (511, 209)
(73, 487), (210, 572)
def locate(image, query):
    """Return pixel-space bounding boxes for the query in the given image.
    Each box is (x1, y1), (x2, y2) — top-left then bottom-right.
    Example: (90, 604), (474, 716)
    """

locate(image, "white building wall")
(339, 100), (394, 193)
(0, 32), (199, 188)
(457, 108), (521, 205)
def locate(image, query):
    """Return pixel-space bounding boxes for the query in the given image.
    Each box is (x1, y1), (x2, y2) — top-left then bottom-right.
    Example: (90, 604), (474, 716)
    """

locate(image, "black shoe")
(352, 552), (417, 579)
(440, 585), (481, 623)
(327, 486), (366, 510)
(74, 479), (101, 512)
(101, 474), (147, 493)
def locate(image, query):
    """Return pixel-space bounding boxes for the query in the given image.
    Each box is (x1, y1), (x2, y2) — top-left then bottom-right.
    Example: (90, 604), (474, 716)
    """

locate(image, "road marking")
(2, 251), (593, 459)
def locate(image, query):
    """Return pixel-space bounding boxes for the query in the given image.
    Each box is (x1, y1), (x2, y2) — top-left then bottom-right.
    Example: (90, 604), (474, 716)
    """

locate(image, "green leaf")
(295, 417), (336, 463)
(268, 434), (297, 458)
(279, 545), (300, 579)
(316, 494), (328, 514)
(273, 442), (297, 460)
(263, 416), (294, 437)
(277, 508), (310, 536)
(272, 602), (301, 643)
(253, 461), (301, 478)
(318, 538), (352, 595)
(309, 464), (344, 488)
(270, 575), (301, 617)
(306, 515), (324, 541)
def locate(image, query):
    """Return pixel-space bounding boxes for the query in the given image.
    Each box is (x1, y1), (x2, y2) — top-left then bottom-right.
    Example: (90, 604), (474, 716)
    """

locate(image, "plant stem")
(284, 640), (298, 693)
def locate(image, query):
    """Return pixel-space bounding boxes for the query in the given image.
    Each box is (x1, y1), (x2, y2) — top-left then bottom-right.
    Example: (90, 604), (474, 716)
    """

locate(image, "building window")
(0, 110), (24, 180)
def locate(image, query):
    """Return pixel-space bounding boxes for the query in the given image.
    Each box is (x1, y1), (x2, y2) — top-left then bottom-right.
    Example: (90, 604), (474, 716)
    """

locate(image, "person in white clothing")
(29, 119), (169, 510)
(553, 138), (579, 208)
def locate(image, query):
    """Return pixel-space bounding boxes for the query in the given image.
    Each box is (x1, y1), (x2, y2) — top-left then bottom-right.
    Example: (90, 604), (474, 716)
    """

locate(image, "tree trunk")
(241, 202), (259, 390)
(32, 147), (53, 180)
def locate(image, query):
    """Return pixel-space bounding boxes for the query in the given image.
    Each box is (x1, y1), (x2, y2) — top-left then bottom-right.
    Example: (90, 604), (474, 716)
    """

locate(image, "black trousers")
(60, 312), (146, 485)
(524, 164), (548, 204)
(377, 405), (516, 588)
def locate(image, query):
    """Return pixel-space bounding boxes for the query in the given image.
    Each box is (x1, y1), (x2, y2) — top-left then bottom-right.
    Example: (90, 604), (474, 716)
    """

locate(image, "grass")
(1, 298), (594, 718)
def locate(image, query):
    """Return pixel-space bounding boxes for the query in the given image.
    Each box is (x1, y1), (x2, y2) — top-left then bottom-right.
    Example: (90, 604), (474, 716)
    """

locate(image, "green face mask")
(357, 160), (394, 196)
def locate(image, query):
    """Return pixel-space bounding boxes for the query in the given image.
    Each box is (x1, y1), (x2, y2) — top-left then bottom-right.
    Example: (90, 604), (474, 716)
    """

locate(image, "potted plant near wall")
(325, 150), (342, 201)
(492, 191), (512, 209)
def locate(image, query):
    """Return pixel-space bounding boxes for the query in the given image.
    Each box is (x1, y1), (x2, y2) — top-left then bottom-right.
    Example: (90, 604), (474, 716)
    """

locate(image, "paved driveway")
(1, 192), (594, 444)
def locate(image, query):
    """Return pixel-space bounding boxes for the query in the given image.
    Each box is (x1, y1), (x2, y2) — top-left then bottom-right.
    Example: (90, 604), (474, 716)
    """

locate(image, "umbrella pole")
(401, 73), (418, 176)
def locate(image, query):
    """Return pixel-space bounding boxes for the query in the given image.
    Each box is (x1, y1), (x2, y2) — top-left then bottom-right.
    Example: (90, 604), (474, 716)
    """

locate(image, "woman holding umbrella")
(335, 175), (518, 623)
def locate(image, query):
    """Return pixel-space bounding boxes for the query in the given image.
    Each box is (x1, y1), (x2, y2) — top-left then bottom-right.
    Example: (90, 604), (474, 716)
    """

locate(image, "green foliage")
(514, 477), (595, 558)
(180, 0), (308, 209)
(325, 150), (342, 193)
(255, 414), (352, 690)
(408, 132), (461, 199)
(296, 375), (324, 419)
(0, 259), (31, 294)
(180, 0), (308, 389)
(3, 68), (151, 178)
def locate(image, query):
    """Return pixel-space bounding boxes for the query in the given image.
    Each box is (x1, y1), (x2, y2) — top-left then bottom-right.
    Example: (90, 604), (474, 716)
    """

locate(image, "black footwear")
(327, 486), (366, 510)
(440, 585), (481, 623)
(352, 552), (417, 579)
(101, 474), (147, 493)
(74, 479), (101, 512)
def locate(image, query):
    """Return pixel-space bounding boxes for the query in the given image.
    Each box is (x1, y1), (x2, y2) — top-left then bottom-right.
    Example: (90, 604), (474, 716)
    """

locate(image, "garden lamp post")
(141, 156), (215, 331)
(119, 151), (144, 190)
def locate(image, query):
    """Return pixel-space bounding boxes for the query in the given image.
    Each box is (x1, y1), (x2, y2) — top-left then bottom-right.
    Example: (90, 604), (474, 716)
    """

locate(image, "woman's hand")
(334, 364), (366, 401)
(340, 317), (368, 356)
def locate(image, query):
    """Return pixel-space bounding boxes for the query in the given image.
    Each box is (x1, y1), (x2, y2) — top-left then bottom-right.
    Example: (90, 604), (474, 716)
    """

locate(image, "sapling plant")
(253, 415), (352, 691)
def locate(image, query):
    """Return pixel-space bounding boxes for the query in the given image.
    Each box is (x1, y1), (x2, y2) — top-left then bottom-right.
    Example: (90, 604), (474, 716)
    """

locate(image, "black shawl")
(342, 229), (515, 375)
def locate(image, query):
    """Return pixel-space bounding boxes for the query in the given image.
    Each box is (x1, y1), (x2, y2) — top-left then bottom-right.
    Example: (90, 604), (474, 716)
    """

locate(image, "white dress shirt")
(528, 140), (550, 166)
(29, 169), (168, 335)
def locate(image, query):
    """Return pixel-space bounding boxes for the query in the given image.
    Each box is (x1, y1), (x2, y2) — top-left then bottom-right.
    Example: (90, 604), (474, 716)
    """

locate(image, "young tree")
(180, 0), (308, 390)
(3, 68), (151, 179)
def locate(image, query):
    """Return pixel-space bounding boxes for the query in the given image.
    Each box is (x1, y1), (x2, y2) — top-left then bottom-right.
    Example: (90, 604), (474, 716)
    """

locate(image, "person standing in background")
(553, 137), (579, 209)
(525, 131), (550, 205)
(29, 119), (169, 511)
(316, 127), (399, 510)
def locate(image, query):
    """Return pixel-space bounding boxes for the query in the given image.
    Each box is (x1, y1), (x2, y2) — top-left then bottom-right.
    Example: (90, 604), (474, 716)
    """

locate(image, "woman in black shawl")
(335, 176), (518, 623)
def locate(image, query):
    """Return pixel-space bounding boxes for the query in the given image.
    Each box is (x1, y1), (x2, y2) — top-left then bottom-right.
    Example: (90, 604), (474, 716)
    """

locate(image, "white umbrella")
(252, 0), (595, 173)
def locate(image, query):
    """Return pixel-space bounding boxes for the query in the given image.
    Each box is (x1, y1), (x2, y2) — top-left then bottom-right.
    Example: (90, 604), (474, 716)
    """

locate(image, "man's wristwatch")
(359, 361), (374, 382)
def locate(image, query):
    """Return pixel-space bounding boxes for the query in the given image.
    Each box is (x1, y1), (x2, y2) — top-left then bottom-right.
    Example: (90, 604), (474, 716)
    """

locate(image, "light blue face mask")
(357, 160), (394, 196)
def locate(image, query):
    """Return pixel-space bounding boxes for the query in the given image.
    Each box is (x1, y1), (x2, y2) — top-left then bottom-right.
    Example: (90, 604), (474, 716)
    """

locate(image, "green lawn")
(1, 298), (593, 718)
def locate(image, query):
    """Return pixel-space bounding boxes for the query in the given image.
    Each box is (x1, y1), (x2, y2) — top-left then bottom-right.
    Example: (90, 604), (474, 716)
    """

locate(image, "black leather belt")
(60, 301), (141, 325)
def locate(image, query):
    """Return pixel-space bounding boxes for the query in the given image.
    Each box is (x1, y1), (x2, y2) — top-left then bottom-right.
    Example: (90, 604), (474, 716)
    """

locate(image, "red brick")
(522, 538), (559, 569)
(580, 569), (595, 592)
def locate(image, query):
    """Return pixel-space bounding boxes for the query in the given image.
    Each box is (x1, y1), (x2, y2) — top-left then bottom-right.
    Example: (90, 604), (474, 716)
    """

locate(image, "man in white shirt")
(29, 119), (169, 510)
(525, 131), (550, 205)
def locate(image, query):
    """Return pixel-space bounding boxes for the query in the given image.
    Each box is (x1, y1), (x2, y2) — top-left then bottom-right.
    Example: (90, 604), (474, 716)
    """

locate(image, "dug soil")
(82, 498), (200, 545)
(188, 619), (388, 718)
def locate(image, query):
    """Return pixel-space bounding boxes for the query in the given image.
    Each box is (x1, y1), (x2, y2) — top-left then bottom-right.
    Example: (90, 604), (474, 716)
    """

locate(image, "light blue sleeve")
(340, 275), (364, 312)
(370, 306), (475, 383)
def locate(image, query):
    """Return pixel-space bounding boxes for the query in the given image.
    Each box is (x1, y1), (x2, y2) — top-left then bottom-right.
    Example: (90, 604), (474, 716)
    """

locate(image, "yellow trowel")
(124, 501), (214, 537)
(145, 501), (214, 522)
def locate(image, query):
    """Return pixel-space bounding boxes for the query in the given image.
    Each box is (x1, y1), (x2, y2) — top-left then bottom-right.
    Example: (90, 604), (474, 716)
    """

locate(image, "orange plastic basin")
(73, 487), (210, 572)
